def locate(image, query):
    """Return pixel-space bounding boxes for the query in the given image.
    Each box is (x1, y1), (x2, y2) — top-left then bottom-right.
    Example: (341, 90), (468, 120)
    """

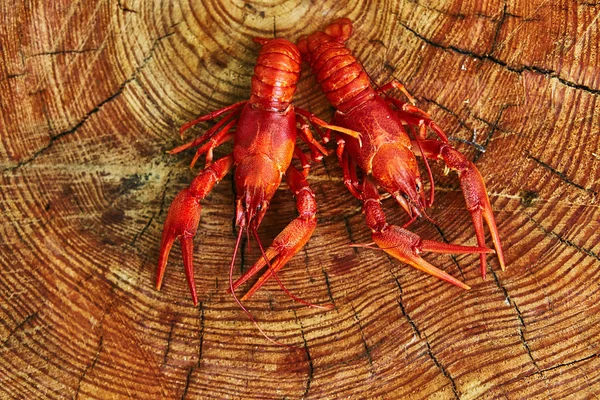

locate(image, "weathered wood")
(1, 1), (599, 399)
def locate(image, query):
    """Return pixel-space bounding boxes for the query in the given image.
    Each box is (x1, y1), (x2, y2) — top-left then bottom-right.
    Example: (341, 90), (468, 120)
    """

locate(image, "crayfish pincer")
(296, 19), (505, 288)
(156, 38), (356, 338)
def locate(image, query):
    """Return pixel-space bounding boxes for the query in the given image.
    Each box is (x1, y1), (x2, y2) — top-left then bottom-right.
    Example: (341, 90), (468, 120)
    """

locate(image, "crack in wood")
(343, 215), (359, 255)
(489, 268), (542, 374)
(321, 268), (336, 308)
(116, 0), (139, 13)
(392, 275), (422, 338)
(162, 319), (176, 367)
(131, 171), (173, 246)
(180, 366), (194, 400)
(1, 72), (27, 82)
(472, 104), (514, 163)
(3, 27), (178, 173)
(297, 317), (314, 399)
(351, 304), (373, 367)
(1, 311), (39, 346)
(198, 302), (205, 363)
(74, 335), (104, 400)
(525, 151), (598, 196)
(424, 334), (460, 399)
(524, 212), (600, 262)
(422, 97), (476, 135)
(514, 301), (541, 371)
(392, 272), (459, 397)
(395, 20), (600, 96)
(489, 0), (508, 56)
(27, 48), (98, 58)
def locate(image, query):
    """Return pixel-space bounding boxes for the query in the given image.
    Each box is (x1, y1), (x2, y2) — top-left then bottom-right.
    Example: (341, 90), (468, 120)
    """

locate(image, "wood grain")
(1, 0), (599, 399)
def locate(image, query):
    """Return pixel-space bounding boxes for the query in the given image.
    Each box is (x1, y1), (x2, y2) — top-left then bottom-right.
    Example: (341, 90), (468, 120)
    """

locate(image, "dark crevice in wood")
(423, 97), (516, 154)
(514, 301), (541, 371)
(540, 353), (599, 374)
(393, 271), (459, 397)
(180, 366), (194, 400)
(131, 171), (173, 246)
(422, 97), (475, 135)
(2, 311), (39, 346)
(321, 268), (336, 308)
(489, 268), (541, 373)
(3, 87), (125, 173)
(392, 275), (422, 338)
(351, 304), (373, 367)
(27, 48), (98, 58)
(515, 353), (600, 385)
(1, 72), (27, 82)
(302, 246), (314, 283)
(343, 215), (359, 254)
(74, 335), (104, 400)
(3, 28), (178, 173)
(525, 151), (598, 196)
(198, 302), (205, 363)
(117, 0), (139, 13)
(524, 212), (600, 263)
(162, 319), (176, 367)
(297, 318), (314, 399)
(489, 0), (508, 56)
(395, 20), (600, 96)
(424, 333), (460, 399)
(472, 104), (513, 163)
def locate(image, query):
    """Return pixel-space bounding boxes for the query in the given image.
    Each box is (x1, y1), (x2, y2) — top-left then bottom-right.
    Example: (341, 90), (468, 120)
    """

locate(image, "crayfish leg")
(376, 80), (417, 106)
(383, 95), (448, 142)
(336, 137), (362, 199)
(179, 101), (246, 138)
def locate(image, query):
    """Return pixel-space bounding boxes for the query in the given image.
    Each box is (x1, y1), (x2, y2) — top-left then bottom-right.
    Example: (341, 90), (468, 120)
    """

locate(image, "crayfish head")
(234, 156), (282, 230)
(371, 144), (427, 218)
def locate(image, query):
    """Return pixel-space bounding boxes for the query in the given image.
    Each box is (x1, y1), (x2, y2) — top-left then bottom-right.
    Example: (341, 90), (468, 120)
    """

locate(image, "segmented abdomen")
(250, 38), (301, 111)
(298, 20), (375, 113)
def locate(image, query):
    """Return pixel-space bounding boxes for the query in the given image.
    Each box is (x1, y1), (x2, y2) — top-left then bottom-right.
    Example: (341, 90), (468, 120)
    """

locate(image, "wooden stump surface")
(1, 1), (599, 398)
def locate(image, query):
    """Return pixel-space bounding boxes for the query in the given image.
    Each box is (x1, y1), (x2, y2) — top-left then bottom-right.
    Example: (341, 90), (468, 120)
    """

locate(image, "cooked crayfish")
(157, 38), (357, 316)
(292, 18), (505, 288)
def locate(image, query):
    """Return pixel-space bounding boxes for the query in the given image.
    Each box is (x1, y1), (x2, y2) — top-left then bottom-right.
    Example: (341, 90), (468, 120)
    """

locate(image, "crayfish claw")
(372, 226), (493, 290)
(156, 188), (202, 305)
(412, 140), (506, 278)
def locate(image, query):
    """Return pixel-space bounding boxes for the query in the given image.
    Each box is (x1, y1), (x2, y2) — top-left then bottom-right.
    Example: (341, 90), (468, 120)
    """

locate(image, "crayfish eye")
(415, 183), (421, 192)
(402, 193), (409, 200)
(256, 204), (262, 212)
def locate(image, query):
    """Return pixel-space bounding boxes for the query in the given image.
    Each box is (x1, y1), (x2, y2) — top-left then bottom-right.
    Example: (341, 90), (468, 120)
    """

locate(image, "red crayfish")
(156, 38), (357, 322)
(289, 18), (506, 288)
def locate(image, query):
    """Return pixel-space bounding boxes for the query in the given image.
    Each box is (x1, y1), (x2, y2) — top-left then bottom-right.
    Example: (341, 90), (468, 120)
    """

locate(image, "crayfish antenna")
(229, 227), (300, 349)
